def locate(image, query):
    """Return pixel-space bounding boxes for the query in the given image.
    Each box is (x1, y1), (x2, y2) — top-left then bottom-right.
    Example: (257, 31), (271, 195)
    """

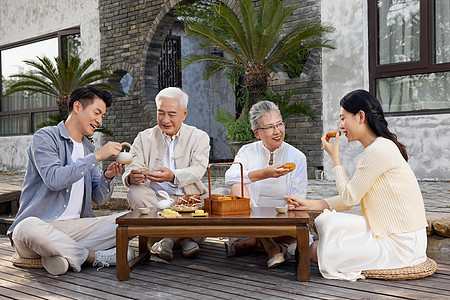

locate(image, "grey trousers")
(12, 212), (125, 272)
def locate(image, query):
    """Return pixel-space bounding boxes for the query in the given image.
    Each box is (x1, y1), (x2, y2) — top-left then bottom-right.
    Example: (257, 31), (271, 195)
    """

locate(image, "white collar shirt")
(149, 129), (185, 195)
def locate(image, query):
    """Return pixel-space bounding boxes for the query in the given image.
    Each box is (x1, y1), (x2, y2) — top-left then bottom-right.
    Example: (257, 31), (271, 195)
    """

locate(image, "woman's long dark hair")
(340, 90), (408, 161)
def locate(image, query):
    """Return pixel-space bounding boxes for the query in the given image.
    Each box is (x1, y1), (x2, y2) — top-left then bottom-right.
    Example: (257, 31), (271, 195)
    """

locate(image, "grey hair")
(155, 87), (188, 109)
(249, 101), (282, 130)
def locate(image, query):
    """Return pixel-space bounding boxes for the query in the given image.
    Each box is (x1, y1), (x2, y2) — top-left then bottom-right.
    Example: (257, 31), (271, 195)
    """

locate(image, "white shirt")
(225, 141), (308, 207)
(258, 143), (287, 207)
(57, 138), (85, 220)
(149, 131), (185, 196)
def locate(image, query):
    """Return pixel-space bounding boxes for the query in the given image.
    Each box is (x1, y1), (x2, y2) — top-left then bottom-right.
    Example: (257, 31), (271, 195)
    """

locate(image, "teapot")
(116, 142), (134, 164)
(157, 190), (176, 210)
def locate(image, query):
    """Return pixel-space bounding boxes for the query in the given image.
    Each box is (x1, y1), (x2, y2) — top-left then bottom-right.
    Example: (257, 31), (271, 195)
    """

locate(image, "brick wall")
(269, 0), (324, 179)
(99, 0), (323, 178)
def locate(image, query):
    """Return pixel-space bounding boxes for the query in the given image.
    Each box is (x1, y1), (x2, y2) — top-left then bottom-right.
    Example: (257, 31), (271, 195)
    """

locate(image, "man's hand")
(128, 169), (147, 185)
(147, 167), (175, 183)
(104, 162), (124, 179)
(94, 142), (122, 162)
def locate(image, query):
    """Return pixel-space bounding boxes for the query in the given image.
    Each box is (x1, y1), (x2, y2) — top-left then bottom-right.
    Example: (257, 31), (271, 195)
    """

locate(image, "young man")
(122, 87), (210, 260)
(8, 85), (133, 276)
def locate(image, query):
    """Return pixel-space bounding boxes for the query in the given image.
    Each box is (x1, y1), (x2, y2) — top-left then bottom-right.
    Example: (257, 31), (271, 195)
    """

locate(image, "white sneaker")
(93, 247), (135, 270)
(41, 256), (69, 275)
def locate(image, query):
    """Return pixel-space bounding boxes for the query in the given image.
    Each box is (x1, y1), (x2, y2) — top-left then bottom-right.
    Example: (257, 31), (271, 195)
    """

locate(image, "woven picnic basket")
(11, 253), (43, 269)
(361, 257), (437, 280)
(203, 162), (250, 215)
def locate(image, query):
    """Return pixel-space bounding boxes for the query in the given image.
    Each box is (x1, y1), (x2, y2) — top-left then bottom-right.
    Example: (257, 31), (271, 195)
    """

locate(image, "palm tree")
(3, 55), (121, 121)
(181, 0), (335, 110)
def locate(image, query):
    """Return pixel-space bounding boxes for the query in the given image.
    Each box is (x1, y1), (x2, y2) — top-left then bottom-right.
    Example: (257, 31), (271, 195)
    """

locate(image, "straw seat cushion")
(362, 257), (437, 280)
(11, 253), (43, 269)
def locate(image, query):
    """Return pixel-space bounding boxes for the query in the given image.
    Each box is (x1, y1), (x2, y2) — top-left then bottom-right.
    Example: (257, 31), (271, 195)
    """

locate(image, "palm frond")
(239, 0), (257, 60)
(214, 107), (235, 124)
(213, 3), (252, 60)
(185, 22), (247, 63)
(283, 101), (317, 121)
(255, 0), (299, 62)
(3, 55), (121, 121)
(5, 76), (58, 97)
(37, 113), (62, 129)
(24, 57), (60, 88)
(267, 22), (335, 65)
(204, 62), (242, 80)
(181, 53), (242, 71)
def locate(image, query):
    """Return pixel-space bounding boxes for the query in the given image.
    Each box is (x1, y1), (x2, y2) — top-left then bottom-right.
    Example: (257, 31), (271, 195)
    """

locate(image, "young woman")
(224, 100), (311, 268)
(286, 90), (428, 281)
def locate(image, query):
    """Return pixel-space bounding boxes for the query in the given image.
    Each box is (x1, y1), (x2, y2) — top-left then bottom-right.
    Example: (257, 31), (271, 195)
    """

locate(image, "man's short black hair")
(68, 85), (113, 112)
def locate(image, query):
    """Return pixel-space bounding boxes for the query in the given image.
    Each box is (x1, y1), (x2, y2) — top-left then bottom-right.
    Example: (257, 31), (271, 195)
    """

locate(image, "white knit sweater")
(325, 137), (427, 238)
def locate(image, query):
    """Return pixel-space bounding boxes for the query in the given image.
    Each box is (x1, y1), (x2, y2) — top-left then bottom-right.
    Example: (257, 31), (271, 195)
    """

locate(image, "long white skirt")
(315, 209), (427, 281)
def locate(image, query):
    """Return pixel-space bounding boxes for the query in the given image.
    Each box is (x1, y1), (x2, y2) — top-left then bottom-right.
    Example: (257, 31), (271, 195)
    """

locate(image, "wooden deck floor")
(0, 235), (449, 300)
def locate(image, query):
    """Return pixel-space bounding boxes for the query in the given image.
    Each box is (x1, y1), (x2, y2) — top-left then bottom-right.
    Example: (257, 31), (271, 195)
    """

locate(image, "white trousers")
(315, 210), (427, 281)
(12, 212), (125, 272)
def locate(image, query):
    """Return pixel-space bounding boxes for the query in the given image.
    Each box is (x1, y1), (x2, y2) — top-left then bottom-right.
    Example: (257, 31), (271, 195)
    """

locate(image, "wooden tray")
(157, 211), (180, 218)
(170, 205), (203, 212)
(191, 212), (209, 217)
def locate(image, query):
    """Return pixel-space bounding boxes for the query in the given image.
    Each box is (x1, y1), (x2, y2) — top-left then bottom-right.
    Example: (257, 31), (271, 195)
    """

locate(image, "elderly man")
(122, 87), (210, 260)
(9, 86), (134, 276)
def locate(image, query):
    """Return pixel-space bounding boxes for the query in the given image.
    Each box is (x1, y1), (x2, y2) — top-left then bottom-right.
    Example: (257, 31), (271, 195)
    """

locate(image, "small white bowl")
(138, 207), (151, 214)
(275, 207), (288, 214)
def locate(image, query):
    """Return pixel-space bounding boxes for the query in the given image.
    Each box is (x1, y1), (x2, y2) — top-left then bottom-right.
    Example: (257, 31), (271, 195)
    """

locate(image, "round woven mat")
(362, 257), (437, 280)
(11, 253), (43, 269)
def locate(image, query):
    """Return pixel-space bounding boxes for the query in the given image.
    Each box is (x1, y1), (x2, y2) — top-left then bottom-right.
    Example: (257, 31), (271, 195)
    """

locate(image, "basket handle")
(208, 162), (244, 199)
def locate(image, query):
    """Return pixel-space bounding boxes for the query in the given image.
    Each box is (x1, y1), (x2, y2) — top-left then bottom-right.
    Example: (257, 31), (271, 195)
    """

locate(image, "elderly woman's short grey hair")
(155, 87), (188, 109)
(249, 101), (282, 130)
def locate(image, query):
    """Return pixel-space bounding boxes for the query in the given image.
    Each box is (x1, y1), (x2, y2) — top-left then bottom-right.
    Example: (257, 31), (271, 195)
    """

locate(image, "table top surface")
(116, 207), (310, 226)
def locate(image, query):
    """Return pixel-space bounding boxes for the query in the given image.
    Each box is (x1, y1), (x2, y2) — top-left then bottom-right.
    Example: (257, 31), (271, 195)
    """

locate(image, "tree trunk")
(58, 94), (71, 121)
(245, 65), (268, 110)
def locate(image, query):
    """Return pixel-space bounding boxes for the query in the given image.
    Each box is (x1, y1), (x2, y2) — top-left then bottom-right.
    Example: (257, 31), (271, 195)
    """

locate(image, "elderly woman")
(224, 100), (312, 268)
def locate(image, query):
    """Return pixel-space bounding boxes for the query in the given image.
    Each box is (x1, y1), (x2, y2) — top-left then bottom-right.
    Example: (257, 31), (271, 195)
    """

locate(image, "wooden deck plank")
(142, 261), (376, 300)
(0, 284), (45, 300)
(1, 235), (449, 300)
(0, 249), (205, 300)
(193, 242), (448, 299)
(0, 250), (131, 300)
(137, 243), (398, 300)
(0, 277), (72, 300)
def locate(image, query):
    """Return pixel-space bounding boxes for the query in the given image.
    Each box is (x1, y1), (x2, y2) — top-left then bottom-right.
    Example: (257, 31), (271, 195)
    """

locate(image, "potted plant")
(214, 108), (254, 156)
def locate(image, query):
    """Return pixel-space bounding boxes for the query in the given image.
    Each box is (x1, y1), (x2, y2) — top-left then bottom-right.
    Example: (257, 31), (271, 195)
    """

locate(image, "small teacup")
(138, 207), (151, 214)
(275, 207), (288, 214)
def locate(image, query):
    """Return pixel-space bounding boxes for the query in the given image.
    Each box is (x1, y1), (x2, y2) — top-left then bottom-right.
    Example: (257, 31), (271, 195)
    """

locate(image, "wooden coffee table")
(116, 207), (310, 281)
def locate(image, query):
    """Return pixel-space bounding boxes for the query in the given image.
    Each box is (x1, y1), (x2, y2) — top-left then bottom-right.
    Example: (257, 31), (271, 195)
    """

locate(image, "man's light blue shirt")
(8, 122), (115, 234)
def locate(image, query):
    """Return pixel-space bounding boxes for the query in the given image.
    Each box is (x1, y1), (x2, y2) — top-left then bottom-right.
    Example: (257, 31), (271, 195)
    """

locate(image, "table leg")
(139, 235), (149, 259)
(116, 226), (130, 281)
(296, 224), (310, 281)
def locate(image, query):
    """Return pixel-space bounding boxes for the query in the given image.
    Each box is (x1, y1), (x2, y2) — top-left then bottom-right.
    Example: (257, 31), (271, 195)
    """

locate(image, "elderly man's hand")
(147, 167), (175, 183)
(128, 169), (146, 185)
